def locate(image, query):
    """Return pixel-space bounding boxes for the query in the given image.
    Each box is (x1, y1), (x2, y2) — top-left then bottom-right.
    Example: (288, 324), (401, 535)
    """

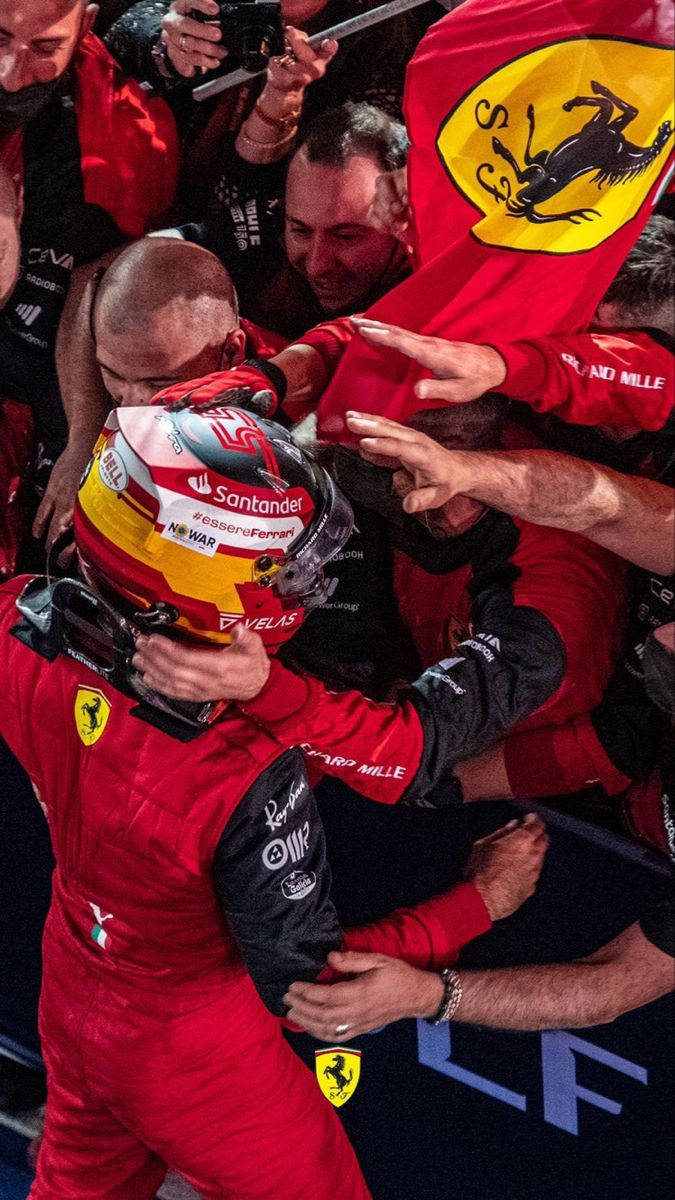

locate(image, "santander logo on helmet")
(73, 405), (353, 651)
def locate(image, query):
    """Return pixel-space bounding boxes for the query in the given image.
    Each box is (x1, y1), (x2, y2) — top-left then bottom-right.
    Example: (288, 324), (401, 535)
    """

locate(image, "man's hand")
(152, 363), (284, 417)
(161, 0), (228, 77)
(351, 317), (507, 404)
(465, 814), (549, 921)
(368, 167), (411, 244)
(345, 411), (476, 511)
(284, 952), (444, 1041)
(133, 623), (271, 702)
(32, 437), (93, 548)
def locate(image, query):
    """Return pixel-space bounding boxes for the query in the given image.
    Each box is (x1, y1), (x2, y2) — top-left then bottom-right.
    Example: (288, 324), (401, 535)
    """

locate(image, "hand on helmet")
(133, 623), (272, 702)
(151, 364), (283, 417)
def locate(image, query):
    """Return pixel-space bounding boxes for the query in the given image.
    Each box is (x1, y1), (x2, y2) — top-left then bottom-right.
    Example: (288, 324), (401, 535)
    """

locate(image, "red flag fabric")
(317, 0), (674, 439)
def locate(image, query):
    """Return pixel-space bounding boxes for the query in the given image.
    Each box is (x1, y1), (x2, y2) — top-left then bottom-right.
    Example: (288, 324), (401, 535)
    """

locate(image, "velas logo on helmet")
(74, 406), (353, 650)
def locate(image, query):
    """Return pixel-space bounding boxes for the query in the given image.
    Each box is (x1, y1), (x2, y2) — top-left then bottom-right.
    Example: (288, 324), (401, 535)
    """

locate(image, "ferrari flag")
(317, 0), (674, 438)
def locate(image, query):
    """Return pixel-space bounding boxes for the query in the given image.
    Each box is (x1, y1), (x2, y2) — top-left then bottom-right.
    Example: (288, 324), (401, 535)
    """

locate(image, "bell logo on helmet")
(98, 448), (128, 494)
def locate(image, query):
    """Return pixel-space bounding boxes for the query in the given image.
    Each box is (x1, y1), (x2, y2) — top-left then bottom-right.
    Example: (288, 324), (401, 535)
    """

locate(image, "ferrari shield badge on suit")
(315, 1049), (362, 1107)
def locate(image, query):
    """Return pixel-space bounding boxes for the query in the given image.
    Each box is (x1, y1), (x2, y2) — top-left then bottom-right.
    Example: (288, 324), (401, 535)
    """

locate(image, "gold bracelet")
(237, 125), (298, 152)
(254, 100), (301, 131)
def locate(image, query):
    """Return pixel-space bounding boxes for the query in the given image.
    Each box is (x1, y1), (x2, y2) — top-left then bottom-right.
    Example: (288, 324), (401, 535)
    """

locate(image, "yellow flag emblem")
(437, 37), (673, 254)
(75, 687), (111, 746)
(315, 1048), (361, 1107)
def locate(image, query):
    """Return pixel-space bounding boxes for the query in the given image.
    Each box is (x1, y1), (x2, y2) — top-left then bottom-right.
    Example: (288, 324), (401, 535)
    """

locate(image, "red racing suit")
(0, 399), (34, 579)
(0, 576), (490, 1199)
(239, 512), (627, 805)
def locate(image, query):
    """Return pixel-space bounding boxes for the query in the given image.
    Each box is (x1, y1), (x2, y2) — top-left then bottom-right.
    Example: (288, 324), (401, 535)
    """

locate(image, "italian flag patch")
(91, 924), (109, 949)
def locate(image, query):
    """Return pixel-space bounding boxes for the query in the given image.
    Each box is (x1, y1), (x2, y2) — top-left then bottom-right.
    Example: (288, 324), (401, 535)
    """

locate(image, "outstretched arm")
(133, 574), (567, 807)
(285, 920), (674, 1039)
(351, 318), (674, 431)
(347, 413), (675, 574)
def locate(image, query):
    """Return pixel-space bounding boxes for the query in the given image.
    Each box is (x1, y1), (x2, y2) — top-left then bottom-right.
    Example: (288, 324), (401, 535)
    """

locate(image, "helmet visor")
(276, 470), (353, 606)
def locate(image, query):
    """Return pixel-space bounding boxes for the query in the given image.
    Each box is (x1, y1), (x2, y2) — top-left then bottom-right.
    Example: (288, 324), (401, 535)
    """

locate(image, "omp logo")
(262, 821), (310, 871)
(15, 303), (42, 327)
(188, 472), (212, 496)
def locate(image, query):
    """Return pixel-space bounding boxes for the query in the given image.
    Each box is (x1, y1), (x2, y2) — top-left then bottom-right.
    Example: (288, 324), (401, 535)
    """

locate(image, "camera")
(192, 1), (285, 73)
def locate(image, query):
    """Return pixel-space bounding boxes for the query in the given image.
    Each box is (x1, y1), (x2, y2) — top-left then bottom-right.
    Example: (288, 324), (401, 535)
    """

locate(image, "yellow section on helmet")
(78, 447), (260, 640)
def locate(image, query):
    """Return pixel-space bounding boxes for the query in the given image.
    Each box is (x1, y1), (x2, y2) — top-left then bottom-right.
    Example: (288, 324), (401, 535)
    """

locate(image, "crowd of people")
(0, 1), (673, 1197)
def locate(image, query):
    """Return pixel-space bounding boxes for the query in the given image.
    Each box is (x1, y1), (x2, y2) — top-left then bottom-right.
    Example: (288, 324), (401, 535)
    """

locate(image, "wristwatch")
(426, 968), (463, 1025)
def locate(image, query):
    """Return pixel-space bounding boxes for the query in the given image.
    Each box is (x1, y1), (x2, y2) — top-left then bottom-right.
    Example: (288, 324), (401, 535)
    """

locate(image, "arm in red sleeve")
(488, 331), (674, 430)
(243, 523), (624, 806)
(503, 571), (667, 799)
(292, 317), (356, 380)
(241, 556), (569, 805)
(506, 523), (628, 732)
(0, 577), (43, 786)
(241, 657), (426, 804)
(340, 882), (492, 969)
(503, 717), (632, 799)
(276, 317), (359, 423)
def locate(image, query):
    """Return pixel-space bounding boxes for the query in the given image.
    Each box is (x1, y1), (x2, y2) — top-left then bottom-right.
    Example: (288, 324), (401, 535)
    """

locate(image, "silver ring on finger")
(335, 1023), (350, 1035)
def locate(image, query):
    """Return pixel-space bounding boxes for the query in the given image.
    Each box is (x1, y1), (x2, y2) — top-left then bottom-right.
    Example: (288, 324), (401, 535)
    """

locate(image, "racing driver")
(0, 401), (546, 1199)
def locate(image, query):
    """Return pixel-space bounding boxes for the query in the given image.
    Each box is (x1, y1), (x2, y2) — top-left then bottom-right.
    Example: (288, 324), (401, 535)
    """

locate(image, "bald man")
(90, 238), (284, 407)
(0, 164), (21, 310)
(32, 236), (286, 548)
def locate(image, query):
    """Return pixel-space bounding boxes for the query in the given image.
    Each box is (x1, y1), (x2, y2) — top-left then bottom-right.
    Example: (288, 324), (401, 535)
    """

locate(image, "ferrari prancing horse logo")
(75, 686), (111, 746)
(437, 37), (674, 254)
(315, 1048), (361, 1107)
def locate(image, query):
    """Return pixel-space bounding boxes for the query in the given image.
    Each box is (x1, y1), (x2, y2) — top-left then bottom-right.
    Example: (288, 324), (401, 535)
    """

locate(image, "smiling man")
(191, 101), (411, 339)
(280, 125), (407, 318)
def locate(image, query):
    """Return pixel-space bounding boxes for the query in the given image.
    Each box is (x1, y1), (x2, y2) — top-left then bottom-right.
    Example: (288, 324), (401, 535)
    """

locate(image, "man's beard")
(0, 79), (61, 135)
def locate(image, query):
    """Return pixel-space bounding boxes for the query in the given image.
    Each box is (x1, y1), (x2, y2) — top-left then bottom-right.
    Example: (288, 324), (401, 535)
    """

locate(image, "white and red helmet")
(74, 405), (353, 649)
